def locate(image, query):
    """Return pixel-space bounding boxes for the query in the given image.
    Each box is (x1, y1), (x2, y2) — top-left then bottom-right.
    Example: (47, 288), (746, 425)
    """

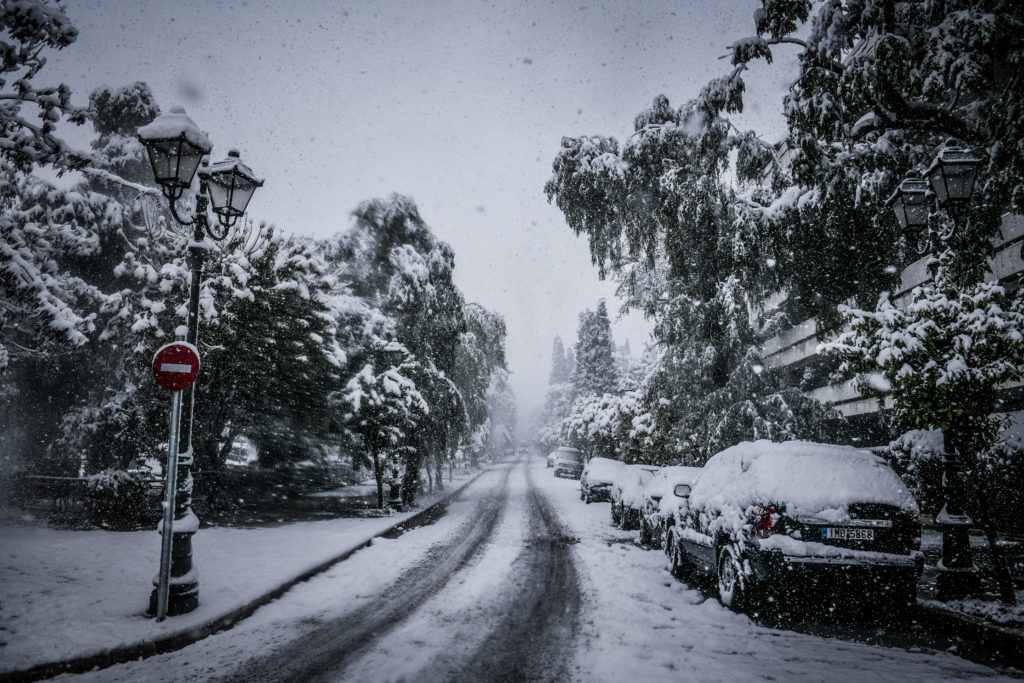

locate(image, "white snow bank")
(689, 440), (918, 518)
(0, 468), (479, 675)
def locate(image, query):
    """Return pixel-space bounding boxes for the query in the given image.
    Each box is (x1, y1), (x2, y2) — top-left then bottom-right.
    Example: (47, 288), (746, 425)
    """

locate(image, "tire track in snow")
(456, 457), (582, 682)
(220, 460), (515, 683)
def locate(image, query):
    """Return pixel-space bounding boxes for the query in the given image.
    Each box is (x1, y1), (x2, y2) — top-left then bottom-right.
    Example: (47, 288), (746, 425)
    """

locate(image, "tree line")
(537, 1), (1024, 602)
(0, 1), (515, 510)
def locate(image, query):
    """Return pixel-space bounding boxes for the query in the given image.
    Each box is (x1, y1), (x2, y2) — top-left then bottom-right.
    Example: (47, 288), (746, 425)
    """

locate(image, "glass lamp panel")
(904, 199), (930, 228)
(926, 165), (949, 204)
(227, 180), (257, 215)
(174, 140), (206, 189)
(146, 140), (176, 185)
(892, 196), (909, 230)
(205, 175), (232, 214)
(942, 162), (979, 201)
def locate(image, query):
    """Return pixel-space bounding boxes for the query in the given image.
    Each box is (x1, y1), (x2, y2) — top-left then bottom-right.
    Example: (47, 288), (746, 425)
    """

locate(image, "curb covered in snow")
(914, 603), (1024, 669)
(1, 468), (489, 683)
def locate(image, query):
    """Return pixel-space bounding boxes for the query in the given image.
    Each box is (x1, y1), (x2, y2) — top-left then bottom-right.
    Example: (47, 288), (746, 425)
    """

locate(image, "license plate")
(822, 527), (874, 541)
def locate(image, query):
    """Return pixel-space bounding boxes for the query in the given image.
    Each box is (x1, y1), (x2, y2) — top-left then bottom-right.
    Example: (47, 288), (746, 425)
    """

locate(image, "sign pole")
(149, 341), (200, 619)
(157, 390), (183, 622)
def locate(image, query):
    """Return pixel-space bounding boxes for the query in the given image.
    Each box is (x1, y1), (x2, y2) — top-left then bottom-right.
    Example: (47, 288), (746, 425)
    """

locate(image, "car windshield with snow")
(668, 440), (923, 616)
(640, 465), (701, 548)
(580, 456), (624, 503)
(611, 464), (659, 529)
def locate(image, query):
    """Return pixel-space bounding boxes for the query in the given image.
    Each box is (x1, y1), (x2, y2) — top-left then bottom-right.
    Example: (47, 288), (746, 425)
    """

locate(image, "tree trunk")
(975, 485), (1018, 605)
(401, 449), (423, 505)
(434, 452), (444, 491)
(425, 463), (433, 493)
(372, 450), (384, 509)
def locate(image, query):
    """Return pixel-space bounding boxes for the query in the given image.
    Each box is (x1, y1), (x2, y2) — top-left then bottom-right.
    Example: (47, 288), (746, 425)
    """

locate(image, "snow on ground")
(338, 461), (530, 681)
(531, 459), (1017, 683)
(45, 465), (513, 682)
(0, 467), (479, 676)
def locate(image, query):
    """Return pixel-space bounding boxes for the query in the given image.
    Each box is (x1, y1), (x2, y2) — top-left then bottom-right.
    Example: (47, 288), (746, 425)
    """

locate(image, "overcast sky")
(48, 0), (795, 416)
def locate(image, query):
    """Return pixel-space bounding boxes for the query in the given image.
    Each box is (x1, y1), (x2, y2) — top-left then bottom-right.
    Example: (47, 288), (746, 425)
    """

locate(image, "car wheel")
(651, 525), (663, 550)
(670, 543), (690, 580)
(580, 490), (585, 501)
(717, 545), (746, 611)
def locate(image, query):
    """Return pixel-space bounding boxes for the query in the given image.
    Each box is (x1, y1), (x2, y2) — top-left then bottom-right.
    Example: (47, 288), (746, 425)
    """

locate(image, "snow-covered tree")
(825, 252), (1024, 604)
(700, 0), (1024, 314)
(572, 300), (618, 397)
(341, 338), (428, 508)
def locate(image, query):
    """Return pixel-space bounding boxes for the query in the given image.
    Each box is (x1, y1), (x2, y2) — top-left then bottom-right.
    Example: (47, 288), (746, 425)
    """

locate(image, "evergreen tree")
(571, 300), (618, 398)
(549, 335), (571, 384)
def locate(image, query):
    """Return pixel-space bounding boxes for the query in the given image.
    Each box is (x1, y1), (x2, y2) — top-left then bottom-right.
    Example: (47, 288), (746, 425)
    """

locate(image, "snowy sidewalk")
(0, 468), (483, 679)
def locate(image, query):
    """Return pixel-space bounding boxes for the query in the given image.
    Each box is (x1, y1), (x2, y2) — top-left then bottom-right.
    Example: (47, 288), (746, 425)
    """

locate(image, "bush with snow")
(82, 469), (151, 530)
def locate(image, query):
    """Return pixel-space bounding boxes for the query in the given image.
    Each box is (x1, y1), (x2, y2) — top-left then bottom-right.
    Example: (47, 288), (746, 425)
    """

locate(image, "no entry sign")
(152, 342), (201, 392)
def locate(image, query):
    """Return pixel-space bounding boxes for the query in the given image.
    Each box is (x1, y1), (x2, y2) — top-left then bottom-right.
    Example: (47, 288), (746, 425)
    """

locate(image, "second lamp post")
(138, 106), (263, 616)
(889, 138), (983, 602)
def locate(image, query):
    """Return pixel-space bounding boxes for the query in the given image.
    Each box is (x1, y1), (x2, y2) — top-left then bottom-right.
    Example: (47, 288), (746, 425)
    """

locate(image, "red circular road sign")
(152, 342), (201, 392)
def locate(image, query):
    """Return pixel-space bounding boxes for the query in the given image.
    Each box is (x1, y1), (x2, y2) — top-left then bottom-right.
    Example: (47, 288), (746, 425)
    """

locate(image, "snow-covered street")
(35, 455), (1019, 682)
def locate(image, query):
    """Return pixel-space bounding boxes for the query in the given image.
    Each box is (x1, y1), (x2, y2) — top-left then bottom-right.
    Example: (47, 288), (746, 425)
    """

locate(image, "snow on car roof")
(689, 440), (918, 515)
(647, 466), (702, 499)
(584, 457), (623, 483)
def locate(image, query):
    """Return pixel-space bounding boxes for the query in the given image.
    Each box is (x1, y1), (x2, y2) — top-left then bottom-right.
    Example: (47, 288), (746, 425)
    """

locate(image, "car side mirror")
(674, 484), (691, 498)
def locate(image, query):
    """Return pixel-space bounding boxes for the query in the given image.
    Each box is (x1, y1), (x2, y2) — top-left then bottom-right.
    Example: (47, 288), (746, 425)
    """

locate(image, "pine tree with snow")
(572, 300), (618, 398)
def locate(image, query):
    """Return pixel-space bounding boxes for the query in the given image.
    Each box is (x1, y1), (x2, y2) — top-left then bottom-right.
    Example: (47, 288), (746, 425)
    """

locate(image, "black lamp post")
(138, 107), (263, 616)
(888, 139), (984, 602)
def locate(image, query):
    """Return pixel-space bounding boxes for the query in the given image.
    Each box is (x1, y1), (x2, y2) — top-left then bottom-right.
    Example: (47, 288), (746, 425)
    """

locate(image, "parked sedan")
(640, 465), (702, 548)
(667, 440), (923, 617)
(550, 447), (584, 479)
(580, 457), (624, 503)
(611, 464), (659, 529)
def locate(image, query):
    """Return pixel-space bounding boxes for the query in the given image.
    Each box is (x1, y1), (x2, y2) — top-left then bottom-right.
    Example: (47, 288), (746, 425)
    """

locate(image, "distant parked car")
(551, 447), (584, 479)
(580, 457), (624, 503)
(611, 464), (659, 529)
(641, 465), (702, 548)
(667, 440), (923, 616)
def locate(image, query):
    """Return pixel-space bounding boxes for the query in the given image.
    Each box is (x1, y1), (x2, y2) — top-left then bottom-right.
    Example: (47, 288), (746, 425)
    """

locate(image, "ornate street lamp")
(138, 107), (263, 616)
(889, 140), (984, 602)
(888, 176), (930, 232)
(925, 139), (983, 204)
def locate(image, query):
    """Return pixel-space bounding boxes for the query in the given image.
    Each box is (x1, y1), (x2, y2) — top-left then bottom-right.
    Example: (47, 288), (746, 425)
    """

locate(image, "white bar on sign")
(160, 363), (193, 373)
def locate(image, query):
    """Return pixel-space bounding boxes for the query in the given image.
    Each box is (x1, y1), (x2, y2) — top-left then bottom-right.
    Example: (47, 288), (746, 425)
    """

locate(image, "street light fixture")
(888, 176), (930, 232)
(138, 106), (263, 616)
(925, 139), (983, 204)
(889, 140), (984, 602)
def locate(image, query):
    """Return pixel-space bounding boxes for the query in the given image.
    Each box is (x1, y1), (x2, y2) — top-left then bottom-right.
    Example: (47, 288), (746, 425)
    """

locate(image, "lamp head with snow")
(200, 150), (264, 229)
(925, 139), (983, 204)
(887, 176), (930, 231)
(137, 106), (212, 202)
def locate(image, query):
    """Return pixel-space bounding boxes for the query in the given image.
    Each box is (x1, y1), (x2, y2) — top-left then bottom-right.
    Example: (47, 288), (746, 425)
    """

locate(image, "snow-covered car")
(640, 465), (702, 548)
(667, 440), (923, 616)
(579, 457), (624, 503)
(611, 464), (659, 529)
(551, 447), (584, 479)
